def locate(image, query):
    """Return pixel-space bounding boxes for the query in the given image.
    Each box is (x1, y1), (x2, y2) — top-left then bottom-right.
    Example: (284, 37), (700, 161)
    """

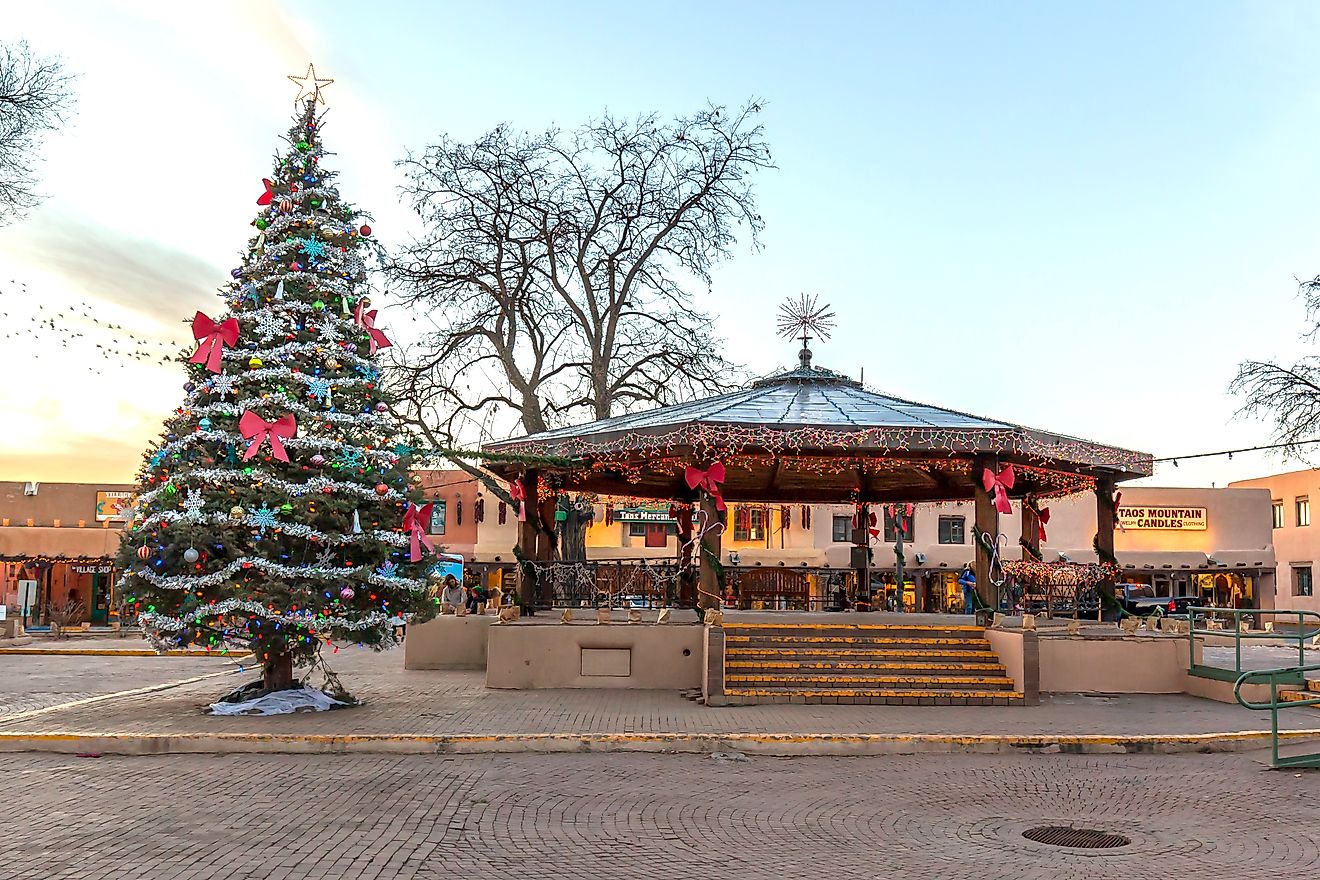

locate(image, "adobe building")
(1230, 469), (1320, 613)
(0, 481), (134, 628)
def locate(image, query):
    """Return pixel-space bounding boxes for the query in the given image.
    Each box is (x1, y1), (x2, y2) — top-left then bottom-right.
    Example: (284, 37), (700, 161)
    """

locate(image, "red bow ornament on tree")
(402, 502), (436, 562)
(508, 480), (528, 522)
(684, 461), (727, 511)
(238, 411), (297, 462)
(187, 312), (240, 374)
(256, 178), (275, 206)
(353, 302), (392, 355)
(981, 464), (1015, 515)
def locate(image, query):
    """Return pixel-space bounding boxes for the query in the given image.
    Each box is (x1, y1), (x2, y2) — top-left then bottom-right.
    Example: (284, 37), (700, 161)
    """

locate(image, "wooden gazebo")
(483, 351), (1152, 613)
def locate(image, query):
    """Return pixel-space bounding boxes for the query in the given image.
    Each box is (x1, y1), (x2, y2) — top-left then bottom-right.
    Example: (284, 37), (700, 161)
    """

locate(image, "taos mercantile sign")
(1118, 506), (1207, 531)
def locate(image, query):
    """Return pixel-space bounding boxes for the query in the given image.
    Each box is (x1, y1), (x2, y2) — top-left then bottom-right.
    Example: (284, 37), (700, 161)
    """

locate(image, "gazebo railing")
(525, 559), (683, 609)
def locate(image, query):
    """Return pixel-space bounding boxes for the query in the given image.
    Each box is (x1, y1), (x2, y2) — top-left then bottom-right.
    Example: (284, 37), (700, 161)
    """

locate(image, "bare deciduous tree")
(1232, 276), (1320, 450)
(387, 102), (773, 561)
(0, 40), (74, 224)
(389, 101), (772, 444)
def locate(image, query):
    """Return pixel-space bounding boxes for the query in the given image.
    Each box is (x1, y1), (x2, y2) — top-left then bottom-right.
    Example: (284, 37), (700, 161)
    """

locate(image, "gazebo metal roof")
(483, 363), (1152, 504)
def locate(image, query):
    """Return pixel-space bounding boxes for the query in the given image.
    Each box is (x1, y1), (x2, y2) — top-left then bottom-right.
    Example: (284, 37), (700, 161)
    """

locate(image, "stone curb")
(2, 728), (1317, 757)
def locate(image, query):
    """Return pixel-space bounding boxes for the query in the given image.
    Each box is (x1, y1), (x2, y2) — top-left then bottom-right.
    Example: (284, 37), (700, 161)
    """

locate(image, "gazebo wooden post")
(972, 455), (999, 612)
(515, 469), (542, 612)
(852, 502), (871, 603)
(676, 502), (695, 608)
(1095, 477), (1118, 614)
(1020, 500), (1042, 615)
(1021, 503), (1040, 561)
(697, 492), (722, 611)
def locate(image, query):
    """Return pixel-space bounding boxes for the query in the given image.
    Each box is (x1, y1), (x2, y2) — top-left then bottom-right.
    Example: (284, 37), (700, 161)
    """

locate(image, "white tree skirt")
(209, 686), (350, 716)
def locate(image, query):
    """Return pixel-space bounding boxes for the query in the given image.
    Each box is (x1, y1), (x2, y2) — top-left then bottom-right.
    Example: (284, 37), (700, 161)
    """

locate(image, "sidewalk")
(3, 644), (1320, 757)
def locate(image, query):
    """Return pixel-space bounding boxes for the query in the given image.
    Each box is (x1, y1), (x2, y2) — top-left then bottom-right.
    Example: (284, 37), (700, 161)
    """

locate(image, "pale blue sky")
(2, 0), (1319, 487)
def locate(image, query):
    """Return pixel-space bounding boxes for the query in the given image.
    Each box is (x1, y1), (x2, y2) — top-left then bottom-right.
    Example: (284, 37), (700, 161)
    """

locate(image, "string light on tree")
(114, 71), (426, 696)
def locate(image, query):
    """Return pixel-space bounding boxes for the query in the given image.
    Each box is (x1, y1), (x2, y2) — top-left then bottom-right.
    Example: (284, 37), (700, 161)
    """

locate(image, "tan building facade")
(0, 481), (134, 627)
(1230, 469), (1320, 613)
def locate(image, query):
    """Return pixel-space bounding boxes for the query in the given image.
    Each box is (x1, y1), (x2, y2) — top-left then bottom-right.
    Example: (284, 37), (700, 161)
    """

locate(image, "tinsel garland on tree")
(114, 96), (428, 671)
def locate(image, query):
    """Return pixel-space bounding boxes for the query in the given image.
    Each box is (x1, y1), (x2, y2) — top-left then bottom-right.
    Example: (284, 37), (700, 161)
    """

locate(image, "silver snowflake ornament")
(182, 488), (204, 520)
(249, 504), (279, 536)
(208, 375), (236, 400)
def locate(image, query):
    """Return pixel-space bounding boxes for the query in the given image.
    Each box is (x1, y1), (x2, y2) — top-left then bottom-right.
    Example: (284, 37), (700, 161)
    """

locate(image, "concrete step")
(722, 688), (1025, 706)
(723, 623), (985, 640)
(725, 633), (987, 646)
(1279, 690), (1320, 705)
(726, 647), (1001, 662)
(725, 674), (1017, 690)
(725, 660), (1008, 673)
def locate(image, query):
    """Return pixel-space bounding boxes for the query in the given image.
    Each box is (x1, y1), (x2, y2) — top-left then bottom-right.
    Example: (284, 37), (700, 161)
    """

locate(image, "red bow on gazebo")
(981, 464), (1015, 515)
(239, 411), (297, 462)
(1037, 506), (1051, 543)
(508, 480), (528, 521)
(684, 461), (727, 511)
(187, 312), (239, 374)
(1113, 491), (1124, 531)
(402, 502), (435, 562)
(353, 303), (392, 355)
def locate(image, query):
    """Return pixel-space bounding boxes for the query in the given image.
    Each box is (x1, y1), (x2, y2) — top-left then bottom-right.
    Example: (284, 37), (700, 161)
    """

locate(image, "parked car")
(1117, 584), (1200, 618)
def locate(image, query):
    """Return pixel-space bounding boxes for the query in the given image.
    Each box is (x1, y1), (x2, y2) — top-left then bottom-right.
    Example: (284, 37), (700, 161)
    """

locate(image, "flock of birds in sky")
(0, 277), (186, 375)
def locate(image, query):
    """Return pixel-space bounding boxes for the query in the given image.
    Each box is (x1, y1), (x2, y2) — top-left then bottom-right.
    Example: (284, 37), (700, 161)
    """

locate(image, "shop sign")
(95, 491), (134, 522)
(72, 564), (113, 574)
(615, 506), (675, 523)
(1118, 506), (1207, 531)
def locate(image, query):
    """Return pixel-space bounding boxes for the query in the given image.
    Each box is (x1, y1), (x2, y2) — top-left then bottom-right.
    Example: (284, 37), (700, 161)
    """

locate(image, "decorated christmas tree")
(115, 70), (428, 693)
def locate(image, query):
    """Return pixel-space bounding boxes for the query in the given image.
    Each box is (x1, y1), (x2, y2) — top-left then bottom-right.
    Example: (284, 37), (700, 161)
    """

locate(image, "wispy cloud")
(0, 211), (220, 335)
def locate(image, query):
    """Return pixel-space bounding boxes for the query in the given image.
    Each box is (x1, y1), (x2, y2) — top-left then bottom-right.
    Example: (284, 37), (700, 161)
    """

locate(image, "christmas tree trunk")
(116, 94), (430, 695)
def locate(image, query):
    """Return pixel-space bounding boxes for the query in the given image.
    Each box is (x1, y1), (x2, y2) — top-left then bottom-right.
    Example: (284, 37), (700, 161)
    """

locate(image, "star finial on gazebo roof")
(777, 293), (836, 367)
(288, 63), (334, 106)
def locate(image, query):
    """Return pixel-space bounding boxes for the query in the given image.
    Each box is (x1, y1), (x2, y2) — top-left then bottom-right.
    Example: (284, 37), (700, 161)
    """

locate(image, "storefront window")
(1272, 500), (1284, 529)
(1297, 497), (1310, 527)
(1295, 567), (1313, 597)
(735, 507), (766, 542)
(627, 522), (647, 537)
(883, 508), (914, 542)
(831, 515), (852, 543)
(428, 501), (447, 535)
(937, 516), (965, 545)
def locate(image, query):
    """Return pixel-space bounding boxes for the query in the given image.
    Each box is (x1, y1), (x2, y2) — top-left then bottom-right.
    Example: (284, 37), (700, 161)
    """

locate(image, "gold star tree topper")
(288, 63), (334, 105)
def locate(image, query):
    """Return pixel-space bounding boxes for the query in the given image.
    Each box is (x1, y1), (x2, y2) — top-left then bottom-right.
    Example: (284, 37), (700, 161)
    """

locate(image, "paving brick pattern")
(0, 651), (236, 720)
(0, 752), (1317, 879)
(3, 646), (1320, 739)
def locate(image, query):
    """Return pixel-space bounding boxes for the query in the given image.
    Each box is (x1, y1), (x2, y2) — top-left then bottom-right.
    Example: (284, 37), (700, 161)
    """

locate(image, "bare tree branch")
(0, 40), (75, 225)
(388, 101), (770, 448)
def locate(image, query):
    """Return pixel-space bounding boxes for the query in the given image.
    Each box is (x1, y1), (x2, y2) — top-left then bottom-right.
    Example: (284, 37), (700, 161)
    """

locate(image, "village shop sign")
(1118, 506), (1207, 531)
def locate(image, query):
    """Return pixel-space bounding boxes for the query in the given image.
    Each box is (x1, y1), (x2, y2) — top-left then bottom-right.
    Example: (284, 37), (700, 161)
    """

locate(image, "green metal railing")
(1187, 607), (1320, 683)
(1235, 664), (1320, 769)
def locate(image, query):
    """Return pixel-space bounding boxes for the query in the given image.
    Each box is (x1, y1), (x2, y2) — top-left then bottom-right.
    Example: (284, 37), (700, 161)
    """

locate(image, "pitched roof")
(498, 366), (1019, 443)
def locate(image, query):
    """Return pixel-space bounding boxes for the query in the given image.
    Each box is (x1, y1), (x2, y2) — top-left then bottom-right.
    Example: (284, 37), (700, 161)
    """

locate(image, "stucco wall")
(1038, 635), (1190, 694)
(403, 615), (493, 670)
(487, 622), (703, 689)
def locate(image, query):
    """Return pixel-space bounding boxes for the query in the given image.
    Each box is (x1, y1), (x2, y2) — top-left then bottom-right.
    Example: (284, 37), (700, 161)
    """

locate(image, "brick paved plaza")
(4, 643), (1320, 749)
(0, 751), (1317, 879)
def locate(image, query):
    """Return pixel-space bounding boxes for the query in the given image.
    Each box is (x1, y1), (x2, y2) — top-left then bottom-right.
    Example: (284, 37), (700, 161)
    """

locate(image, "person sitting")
(439, 575), (465, 614)
(467, 581), (490, 615)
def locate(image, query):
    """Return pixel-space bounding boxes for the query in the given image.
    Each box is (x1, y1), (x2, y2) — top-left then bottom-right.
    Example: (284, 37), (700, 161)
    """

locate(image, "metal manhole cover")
(1022, 826), (1131, 849)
